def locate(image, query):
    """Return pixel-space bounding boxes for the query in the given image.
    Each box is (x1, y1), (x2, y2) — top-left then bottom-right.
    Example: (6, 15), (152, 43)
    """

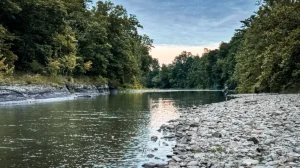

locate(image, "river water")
(0, 90), (226, 168)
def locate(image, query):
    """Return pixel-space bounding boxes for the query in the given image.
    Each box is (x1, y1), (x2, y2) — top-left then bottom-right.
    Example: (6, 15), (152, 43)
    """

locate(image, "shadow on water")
(0, 90), (226, 167)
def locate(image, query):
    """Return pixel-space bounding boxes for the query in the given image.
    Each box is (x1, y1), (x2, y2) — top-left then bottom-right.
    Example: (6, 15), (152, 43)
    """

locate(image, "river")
(0, 90), (226, 168)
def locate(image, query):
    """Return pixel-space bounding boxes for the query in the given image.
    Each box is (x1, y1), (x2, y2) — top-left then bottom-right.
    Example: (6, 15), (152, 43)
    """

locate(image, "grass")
(0, 73), (108, 88)
(211, 146), (225, 153)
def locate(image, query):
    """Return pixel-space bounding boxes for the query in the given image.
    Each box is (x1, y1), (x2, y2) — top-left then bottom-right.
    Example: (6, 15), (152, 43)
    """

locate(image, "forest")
(0, 0), (155, 88)
(146, 0), (300, 93)
(0, 0), (300, 92)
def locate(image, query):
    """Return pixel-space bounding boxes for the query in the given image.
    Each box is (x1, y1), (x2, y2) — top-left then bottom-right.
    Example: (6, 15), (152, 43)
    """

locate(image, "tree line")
(146, 0), (300, 93)
(0, 0), (155, 88)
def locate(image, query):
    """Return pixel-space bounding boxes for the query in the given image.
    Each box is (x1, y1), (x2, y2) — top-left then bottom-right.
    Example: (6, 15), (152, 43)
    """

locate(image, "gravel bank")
(154, 94), (300, 168)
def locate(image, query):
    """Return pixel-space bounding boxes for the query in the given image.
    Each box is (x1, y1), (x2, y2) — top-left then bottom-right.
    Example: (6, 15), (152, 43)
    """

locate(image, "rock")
(212, 132), (222, 138)
(247, 137), (259, 144)
(159, 94), (300, 168)
(156, 163), (168, 168)
(168, 162), (180, 168)
(220, 129), (227, 135)
(241, 159), (259, 166)
(194, 117), (200, 122)
(284, 127), (294, 132)
(142, 162), (157, 168)
(167, 125), (175, 129)
(293, 147), (300, 153)
(180, 162), (187, 167)
(187, 161), (198, 166)
(189, 145), (201, 151)
(264, 139), (276, 145)
(266, 160), (279, 166)
(172, 156), (182, 162)
(256, 147), (264, 153)
(151, 136), (158, 142)
(147, 154), (154, 158)
(167, 154), (174, 158)
(194, 153), (205, 159)
(162, 142), (169, 146)
(190, 123), (199, 127)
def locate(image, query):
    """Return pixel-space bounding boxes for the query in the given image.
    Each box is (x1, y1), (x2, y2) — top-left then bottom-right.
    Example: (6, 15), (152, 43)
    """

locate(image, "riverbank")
(0, 83), (110, 105)
(146, 94), (300, 168)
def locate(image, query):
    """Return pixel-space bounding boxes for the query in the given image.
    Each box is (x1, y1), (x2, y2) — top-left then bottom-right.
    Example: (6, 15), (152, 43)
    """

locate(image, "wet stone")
(142, 162), (157, 168)
(147, 154), (154, 158)
(151, 136), (158, 142)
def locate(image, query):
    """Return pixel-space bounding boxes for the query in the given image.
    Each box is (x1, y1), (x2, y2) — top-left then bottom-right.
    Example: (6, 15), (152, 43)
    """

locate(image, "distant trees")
(146, 41), (239, 90)
(146, 0), (300, 93)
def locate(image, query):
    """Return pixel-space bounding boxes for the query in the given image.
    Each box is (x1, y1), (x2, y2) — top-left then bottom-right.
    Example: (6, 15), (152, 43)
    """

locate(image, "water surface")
(0, 91), (226, 167)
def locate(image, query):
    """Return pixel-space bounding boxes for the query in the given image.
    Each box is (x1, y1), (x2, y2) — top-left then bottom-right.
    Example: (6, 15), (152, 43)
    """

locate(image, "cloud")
(150, 43), (220, 65)
(92, 0), (258, 46)
(91, 0), (258, 64)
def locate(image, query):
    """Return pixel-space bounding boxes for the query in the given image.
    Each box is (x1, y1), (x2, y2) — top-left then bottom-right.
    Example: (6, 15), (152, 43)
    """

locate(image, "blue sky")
(91, 0), (258, 64)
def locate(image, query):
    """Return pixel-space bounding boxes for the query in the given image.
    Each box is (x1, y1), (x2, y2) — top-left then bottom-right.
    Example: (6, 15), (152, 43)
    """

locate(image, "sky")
(92, 0), (258, 64)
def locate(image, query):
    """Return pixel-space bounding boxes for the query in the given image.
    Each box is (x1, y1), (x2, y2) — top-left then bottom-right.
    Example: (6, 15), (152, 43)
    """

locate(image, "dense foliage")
(0, 0), (155, 88)
(235, 0), (300, 93)
(146, 0), (300, 93)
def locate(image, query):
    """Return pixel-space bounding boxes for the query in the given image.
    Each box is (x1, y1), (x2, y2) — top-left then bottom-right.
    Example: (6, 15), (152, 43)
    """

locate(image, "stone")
(266, 160), (279, 166)
(241, 159), (259, 166)
(247, 137), (259, 144)
(162, 142), (169, 146)
(187, 161), (198, 166)
(194, 153), (205, 159)
(147, 154), (154, 158)
(156, 163), (168, 168)
(189, 145), (201, 151)
(212, 132), (222, 138)
(264, 139), (276, 145)
(194, 117), (200, 123)
(180, 162), (187, 167)
(167, 154), (174, 158)
(167, 125), (175, 129)
(190, 123), (199, 127)
(142, 162), (157, 168)
(172, 156), (182, 162)
(150, 136), (158, 142)
(293, 147), (300, 154)
(169, 162), (180, 168)
(157, 94), (300, 168)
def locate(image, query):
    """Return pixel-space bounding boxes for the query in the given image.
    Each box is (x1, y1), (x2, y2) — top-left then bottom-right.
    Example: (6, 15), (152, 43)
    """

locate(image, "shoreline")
(0, 83), (111, 105)
(144, 94), (300, 168)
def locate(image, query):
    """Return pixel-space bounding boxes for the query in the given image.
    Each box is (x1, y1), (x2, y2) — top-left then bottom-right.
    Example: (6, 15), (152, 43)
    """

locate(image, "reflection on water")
(0, 91), (225, 167)
(149, 98), (179, 132)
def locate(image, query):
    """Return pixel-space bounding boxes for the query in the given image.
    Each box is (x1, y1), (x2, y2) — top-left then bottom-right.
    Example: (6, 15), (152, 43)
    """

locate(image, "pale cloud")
(150, 43), (220, 65)
(91, 0), (258, 64)
(100, 0), (258, 46)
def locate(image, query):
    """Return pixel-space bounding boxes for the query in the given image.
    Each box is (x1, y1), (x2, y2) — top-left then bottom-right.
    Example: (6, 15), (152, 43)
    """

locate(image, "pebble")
(162, 94), (300, 167)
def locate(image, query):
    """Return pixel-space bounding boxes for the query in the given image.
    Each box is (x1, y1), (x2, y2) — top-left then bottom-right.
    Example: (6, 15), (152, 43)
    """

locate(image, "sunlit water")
(0, 91), (226, 168)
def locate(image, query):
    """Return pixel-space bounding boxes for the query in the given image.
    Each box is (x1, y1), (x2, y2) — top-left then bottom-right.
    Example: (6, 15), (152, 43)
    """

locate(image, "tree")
(170, 51), (194, 88)
(235, 1), (300, 92)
